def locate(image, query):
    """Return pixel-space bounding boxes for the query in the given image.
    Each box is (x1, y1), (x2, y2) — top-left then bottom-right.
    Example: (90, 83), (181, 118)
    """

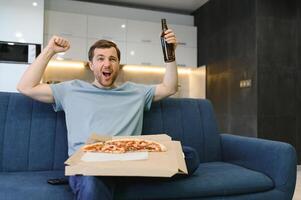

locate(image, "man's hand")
(163, 29), (177, 50)
(46, 35), (70, 55)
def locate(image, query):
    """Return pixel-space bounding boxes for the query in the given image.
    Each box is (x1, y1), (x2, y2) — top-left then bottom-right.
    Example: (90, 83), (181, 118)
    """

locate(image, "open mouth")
(102, 72), (112, 78)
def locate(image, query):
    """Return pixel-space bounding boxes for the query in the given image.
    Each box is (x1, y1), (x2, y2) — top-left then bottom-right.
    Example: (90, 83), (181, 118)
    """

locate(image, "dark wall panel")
(194, 0), (257, 136)
(297, 69), (301, 163)
(296, 0), (301, 164)
(257, 0), (297, 19)
(194, 0), (301, 163)
(256, 0), (298, 162)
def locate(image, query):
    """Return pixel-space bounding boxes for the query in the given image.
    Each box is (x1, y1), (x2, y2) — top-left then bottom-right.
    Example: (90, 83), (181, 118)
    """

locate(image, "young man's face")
(89, 47), (120, 88)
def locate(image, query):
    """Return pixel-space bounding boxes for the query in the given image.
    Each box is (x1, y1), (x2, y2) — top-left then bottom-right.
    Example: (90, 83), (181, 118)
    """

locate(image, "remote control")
(47, 178), (69, 185)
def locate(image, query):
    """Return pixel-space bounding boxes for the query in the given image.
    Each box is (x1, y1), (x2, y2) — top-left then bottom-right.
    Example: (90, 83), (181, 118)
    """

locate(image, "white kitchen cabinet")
(44, 11), (87, 38)
(176, 46), (197, 67)
(43, 11), (197, 66)
(170, 24), (197, 66)
(127, 43), (163, 66)
(0, 0), (44, 44)
(87, 39), (127, 64)
(44, 34), (87, 61)
(126, 20), (197, 67)
(126, 20), (162, 66)
(88, 16), (126, 42)
(170, 24), (197, 48)
(127, 20), (161, 44)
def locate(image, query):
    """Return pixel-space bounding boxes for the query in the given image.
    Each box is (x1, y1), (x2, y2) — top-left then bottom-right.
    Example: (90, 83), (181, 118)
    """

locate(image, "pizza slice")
(82, 138), (167, 153)
(82, 142), (104, 152)
(106, 138), (167, 152)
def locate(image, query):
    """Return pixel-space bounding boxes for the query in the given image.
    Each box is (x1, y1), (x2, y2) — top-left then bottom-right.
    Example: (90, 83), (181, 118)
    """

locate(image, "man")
(17, 29), (198, 200)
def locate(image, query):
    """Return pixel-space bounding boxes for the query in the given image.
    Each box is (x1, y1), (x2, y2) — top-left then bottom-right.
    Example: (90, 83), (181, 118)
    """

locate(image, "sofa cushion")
(115, 162), (274, 199)
(0, 170), (73, 200)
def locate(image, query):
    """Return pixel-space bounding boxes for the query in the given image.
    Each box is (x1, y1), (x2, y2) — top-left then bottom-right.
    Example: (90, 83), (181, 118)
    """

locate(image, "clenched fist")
(47, 35), (70, 54)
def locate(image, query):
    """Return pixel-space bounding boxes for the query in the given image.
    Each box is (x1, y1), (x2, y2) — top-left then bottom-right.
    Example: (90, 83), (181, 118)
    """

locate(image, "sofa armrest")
(221, 134), (297, 194)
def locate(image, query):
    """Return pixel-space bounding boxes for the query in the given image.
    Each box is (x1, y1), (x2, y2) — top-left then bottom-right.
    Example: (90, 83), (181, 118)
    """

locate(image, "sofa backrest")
(0, 92), (68, 172)
(0, 92), (221, 172)
(143, 98), (221, 163)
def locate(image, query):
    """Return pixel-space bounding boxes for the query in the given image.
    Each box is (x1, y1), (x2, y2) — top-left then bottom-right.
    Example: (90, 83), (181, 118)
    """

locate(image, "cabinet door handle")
(141, 39), (151, 43)
(141, 62), (151, 65)
(60, 32), (73, 36)
(178, 64), (186, 67)
(178, 42), (187, 46)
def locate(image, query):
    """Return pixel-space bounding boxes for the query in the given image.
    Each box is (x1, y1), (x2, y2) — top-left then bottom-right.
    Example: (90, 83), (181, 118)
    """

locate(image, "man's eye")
(110, 58), (117, 62)
(97, 57), (104, 61)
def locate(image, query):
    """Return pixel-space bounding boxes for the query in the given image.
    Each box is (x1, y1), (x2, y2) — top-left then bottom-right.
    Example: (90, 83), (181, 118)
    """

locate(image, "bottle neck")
(161, 19), (168, 31)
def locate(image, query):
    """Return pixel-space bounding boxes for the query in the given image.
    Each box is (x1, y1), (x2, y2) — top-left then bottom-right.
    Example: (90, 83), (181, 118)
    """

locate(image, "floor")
(293, 165), (301, 200)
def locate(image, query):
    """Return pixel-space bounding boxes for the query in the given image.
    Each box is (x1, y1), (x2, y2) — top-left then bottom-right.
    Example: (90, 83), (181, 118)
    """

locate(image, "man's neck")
(92, 80), (116, 89)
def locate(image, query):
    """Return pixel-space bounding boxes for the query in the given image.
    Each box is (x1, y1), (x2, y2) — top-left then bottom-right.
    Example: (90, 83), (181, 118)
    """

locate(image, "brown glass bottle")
(161, 19), (175, 62)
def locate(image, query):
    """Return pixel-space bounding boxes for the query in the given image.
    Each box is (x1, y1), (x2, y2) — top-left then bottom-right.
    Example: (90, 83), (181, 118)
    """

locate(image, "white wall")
(44, 0), (194, 26)
(0, 0), (44, 92)
(0, 63), (28, 92)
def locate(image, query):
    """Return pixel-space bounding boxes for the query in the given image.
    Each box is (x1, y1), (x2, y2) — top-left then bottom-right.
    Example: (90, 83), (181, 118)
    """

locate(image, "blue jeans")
(69, 176), (115, 200)
(69, 146), (199, 200)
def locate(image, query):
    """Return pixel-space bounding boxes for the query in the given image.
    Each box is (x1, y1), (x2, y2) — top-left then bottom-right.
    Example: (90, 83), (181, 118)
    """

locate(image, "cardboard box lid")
(65, 134), (187, 177)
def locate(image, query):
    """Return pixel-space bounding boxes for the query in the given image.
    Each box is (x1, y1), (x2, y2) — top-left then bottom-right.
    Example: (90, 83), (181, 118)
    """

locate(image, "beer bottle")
(161, 19), (175, 62)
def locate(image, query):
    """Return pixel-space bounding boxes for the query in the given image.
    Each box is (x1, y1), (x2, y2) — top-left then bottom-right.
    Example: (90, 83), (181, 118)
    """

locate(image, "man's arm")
(17, 36), (70, 103)
(153, 29), (178, 102)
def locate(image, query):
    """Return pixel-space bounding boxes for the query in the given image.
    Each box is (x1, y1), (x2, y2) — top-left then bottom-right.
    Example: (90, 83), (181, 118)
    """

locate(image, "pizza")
(82, 138), (167, 153)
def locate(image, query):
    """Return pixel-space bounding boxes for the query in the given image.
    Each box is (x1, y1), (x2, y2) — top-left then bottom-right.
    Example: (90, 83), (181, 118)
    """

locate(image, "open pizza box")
(65, 134), (188, 177)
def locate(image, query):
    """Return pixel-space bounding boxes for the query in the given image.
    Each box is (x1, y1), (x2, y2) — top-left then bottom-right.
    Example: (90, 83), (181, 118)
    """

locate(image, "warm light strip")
(46, 61), (193, 74)
(48, 60), (86, 69)
(122, 65), (165, 73)
(122, 65), (192, 74)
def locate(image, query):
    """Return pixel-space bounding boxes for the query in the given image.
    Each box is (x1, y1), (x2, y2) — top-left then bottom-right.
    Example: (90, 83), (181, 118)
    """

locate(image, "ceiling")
(72, 0), (209, 14)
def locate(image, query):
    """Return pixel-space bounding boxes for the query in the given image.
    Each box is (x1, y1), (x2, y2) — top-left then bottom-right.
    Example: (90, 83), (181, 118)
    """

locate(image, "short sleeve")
(49, 82), (69, 112)
(144, 85), (156, 111)
(132, 83), (155, 111)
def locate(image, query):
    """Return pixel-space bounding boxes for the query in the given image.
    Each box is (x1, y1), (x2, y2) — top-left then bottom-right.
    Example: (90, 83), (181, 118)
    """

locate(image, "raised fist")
(47, 35), (70, 54)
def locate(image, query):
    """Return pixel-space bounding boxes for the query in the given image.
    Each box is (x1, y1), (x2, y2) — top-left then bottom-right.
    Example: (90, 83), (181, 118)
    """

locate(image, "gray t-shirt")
(50, 79), (155, 155)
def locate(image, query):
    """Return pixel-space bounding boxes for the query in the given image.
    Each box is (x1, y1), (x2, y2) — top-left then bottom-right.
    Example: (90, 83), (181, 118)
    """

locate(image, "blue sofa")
(0, 92), (297, 200)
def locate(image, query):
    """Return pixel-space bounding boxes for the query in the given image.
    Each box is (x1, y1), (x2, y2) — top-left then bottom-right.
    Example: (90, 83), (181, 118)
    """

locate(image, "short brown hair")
(88, 40), (121, 62)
